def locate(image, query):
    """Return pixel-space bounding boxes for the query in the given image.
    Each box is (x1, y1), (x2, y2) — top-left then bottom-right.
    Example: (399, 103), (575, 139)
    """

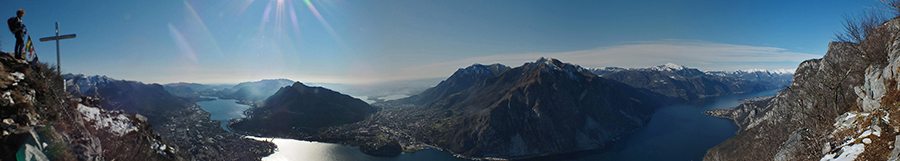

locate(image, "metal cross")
(39, 22), (76, 76)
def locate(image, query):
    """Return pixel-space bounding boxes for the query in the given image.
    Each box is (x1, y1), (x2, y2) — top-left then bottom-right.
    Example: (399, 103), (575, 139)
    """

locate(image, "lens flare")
(260, 0), (272, 32)
(175, 0), (349, 82)
(287, 0), (302, 38)
(303, 0), (342, 43)
(168, 23), (198, 63)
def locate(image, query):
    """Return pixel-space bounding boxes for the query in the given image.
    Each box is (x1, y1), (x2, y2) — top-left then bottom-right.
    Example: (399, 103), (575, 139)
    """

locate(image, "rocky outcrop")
(0, 53), (184, 160)
(702, 96), (774, 132)
(704, 18), (900, 161)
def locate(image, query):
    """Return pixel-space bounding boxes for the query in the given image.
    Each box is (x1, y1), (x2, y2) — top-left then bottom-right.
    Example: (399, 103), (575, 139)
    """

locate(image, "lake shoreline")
(196, 88), (781, 161)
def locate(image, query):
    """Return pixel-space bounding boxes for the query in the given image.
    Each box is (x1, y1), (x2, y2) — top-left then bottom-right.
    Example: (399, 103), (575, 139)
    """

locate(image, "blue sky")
(0, 0), (885, 84)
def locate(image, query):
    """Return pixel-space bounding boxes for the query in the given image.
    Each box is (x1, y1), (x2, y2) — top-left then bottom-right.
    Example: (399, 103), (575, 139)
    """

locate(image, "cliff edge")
(704, 17), (900, 160)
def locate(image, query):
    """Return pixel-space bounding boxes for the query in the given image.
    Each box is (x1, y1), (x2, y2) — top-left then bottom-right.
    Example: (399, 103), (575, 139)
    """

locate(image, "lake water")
(538, 88), (782, 161)
(196, 98), (252, 134)
(196, 98), (467, 161)
(244, 136), (466, 161)
(196, 89), (781, 161)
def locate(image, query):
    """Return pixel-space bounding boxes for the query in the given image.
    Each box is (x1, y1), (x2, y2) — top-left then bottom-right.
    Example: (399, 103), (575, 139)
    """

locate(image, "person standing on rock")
(7, 9), (26, 59)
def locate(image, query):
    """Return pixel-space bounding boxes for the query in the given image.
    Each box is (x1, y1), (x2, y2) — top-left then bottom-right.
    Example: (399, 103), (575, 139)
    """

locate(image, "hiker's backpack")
(7, 17), (18, 33)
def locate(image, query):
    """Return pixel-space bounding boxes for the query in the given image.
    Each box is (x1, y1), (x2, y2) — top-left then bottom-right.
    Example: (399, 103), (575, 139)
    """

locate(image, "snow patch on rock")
(820, 143), (865, 161)
(76, 104), (138, 136)
(651, 62), (685, 71)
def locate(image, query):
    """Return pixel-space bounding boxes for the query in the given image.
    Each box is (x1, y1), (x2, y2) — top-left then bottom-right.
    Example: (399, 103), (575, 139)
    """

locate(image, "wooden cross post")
(39, 22), (76, 90)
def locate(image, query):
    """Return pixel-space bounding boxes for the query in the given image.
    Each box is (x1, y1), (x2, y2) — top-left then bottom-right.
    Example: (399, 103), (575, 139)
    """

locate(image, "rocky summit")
(400, 63), (511, 105)
(703, 17), (900, 160)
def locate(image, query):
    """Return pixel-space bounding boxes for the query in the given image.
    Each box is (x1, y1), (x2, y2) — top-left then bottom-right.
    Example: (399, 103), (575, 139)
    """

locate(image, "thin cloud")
(387, 40), (822, 81)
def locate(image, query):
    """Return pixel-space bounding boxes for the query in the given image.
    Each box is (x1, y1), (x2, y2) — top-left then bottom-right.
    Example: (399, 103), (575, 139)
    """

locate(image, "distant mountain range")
(162, 79), (295, 105)
(63, 74), (276, 160)
(162, 82), (231, 99)
(65, 74), (191, 125)
(588, 63), (791, 102)
(705, 69), (793, 87)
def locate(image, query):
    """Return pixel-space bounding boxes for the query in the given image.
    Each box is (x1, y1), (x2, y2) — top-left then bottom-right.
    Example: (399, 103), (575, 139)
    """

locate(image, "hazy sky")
(0, 0), (884, 84)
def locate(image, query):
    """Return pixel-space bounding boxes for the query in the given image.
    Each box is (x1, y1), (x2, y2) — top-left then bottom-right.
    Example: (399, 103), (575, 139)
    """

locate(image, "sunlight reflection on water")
(245, 136), (343, 161)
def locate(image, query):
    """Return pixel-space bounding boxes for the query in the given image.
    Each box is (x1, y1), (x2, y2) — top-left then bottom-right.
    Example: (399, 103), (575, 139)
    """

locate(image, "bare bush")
(879, 0), (900, 15)
(832, 0), (900, 67)
(834, 9), (888, 44)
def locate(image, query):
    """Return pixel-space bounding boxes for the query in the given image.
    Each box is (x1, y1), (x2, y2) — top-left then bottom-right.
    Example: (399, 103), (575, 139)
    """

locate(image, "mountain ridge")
(65, 74), (276, 160)
(230, 81), (377, 135)
(589, 63), (786, 102)
(703, 17), (900, 160)
(382, 57), (664, 159)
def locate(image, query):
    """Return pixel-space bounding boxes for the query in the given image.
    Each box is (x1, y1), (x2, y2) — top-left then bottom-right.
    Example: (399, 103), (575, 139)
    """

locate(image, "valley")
(222, 58), (790, 160)
(2, 1), (893, 160)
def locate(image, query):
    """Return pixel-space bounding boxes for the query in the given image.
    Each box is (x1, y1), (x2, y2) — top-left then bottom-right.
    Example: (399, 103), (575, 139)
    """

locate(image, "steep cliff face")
(704, 18), (900, 160)
(410, 58), (661, 159)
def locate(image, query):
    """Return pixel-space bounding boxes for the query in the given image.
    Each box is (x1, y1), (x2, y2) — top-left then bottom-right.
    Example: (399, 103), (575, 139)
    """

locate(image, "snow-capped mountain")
(64, 74), (118, 97)
(706, 69), (794, 86)
(589, 63), (789, 101)
(651, 62), (686, 71)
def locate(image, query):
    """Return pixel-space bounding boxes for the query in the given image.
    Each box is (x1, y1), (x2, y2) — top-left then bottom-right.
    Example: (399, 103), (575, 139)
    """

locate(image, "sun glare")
(247, 0), (340, 42)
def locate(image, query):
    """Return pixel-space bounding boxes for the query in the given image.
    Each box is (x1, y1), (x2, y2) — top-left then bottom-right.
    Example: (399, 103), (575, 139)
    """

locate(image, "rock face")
(590, 63), (783, 102)
(704, 18), (900, 160)
(406, 58), (661, 159)
(702, 96), (774, 132)
(0, 53), (182, 160)
(230, 82), (377, 135)
(65, 74), (275, 161)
